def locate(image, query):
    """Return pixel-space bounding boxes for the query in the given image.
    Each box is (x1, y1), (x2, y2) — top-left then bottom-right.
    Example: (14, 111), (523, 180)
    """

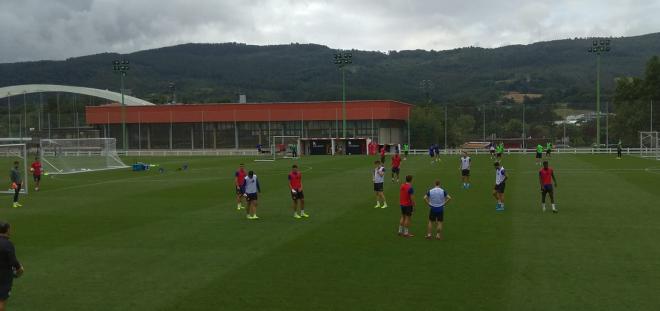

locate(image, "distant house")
(502, 92), (543, 104)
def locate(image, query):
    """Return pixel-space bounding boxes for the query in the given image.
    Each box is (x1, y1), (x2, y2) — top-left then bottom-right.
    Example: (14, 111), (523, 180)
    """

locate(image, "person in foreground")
(539, 161), (558, 213)
(30, 157), (42, 191)
(373, 161), (387, 209)
(493, 161), (507, 211)
(424, 180), (452, 240)
(9, 162), (22, 209)
(0, 221), (23, 311)
(235, 163), (247, 211)
(289, 165), (308, 219)
(391, 151), (401, 182)
(459, 151), (471, 189)
(244, 171), (261, 220)
(398, 175), (415, 237)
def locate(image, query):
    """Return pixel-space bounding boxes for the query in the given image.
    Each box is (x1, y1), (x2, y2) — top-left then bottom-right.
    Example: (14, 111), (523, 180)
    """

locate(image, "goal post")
(39, 138), (128, 174)
(640, 131), (660, 160)
(0, 144), (28, 195)
(255, 136), (300, 161)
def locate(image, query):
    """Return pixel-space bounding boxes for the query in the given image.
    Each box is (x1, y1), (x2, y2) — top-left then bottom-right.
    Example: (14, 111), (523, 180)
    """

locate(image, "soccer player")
(380, 146), (386, 164)
(235, 164), (247, 211)
(496, 142), (504, 161)
(244, 171), (261, 220)
(0, 221), (24, 311)
(539, 161), (558, 213)
(489, 143), (495, 159)
(434, 144), (441, 162)
(30, 157), (42, 191)
(373, 160), (387, 209)
(289, 165), (308, 219)
(428, 144), (435, 163)
(9, 162), (22, 209)
(403, 143), (409, 160)
(391, 152), (402, 182)
(546, 142), (553, 158)
(398, 175), (415, 237)
(460, 151), (471, 189)
(492, 161), (507, 211)
(535, 144), (543, 165)
(617, 140), (623, 159)
(424, 180), (452, 240)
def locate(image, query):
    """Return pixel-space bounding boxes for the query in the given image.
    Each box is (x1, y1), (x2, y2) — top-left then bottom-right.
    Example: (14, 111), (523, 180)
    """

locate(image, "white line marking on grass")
(46, 166), (315, 190)
(511, 168), (660, 175)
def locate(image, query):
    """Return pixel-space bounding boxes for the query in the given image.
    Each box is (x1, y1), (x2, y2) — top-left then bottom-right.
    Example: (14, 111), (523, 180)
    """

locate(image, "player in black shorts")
(0, 221), (23, 310)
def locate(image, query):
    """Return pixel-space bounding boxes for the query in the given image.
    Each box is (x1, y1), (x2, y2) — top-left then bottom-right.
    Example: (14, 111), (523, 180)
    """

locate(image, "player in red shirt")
(398, 175), (415, 237)
(288, 164), (308, 219)
(391, 152), (401, 182)
(30, 157), (42, 191)
(539, 161), (558, 213)
(235, 164), (247, 211)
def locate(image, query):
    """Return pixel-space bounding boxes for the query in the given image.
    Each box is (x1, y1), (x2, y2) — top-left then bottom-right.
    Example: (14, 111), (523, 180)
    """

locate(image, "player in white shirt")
(489, 143), (496, 159)
(459, 151), (472, 189)
(492, 162), (507, 211)
(373, 160), (387, 209)
(244, 171), (261, 219)
(423, 180), (453, 240)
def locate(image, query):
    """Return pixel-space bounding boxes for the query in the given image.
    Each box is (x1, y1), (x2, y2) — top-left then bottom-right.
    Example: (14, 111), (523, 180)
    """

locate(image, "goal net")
(0, 144), (29, 194)
(640, 131), (660, 160)
(39, 138), (128, 174)
(255, 136), (301, 161)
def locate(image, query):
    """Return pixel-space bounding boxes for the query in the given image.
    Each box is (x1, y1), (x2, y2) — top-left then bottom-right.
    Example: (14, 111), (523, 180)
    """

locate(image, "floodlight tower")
(333, 52), (352, 138)
(169, 82), (176, 104)
(588, 38), (611, 148)
(112, 59), (130, 151)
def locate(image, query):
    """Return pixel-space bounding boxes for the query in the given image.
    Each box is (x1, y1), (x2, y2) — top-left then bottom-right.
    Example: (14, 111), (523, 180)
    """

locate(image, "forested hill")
(1, 32), (659, 106)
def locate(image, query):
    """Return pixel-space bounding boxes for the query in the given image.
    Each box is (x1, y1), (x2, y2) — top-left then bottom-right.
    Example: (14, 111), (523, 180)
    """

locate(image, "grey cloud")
(0, 0), (659, 63)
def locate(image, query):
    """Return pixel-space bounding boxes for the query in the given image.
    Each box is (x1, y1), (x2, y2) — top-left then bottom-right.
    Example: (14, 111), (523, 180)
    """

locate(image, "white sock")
(398, 226), (403, 233)
(552, 204), (556, 210)
(376, 201), (380, 206)
(542, 203), (546, 210)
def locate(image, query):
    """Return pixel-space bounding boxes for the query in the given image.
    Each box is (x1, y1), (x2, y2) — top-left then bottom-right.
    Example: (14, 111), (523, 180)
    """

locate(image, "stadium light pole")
(7, 93), (11, 138)
(588, 38), (611, 148)
(444, 104), (448, 150)
(113, 59), (130, 151)
(169, 82), (176, 104)
(419, 80), (433, 104)
(334, 52), (352, 138)
(482, 104), (486, 141)
(522, 101), (526, 149)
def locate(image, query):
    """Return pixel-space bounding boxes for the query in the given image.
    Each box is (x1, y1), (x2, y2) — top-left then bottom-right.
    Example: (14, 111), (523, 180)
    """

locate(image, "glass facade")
(102, 119), (406, 150)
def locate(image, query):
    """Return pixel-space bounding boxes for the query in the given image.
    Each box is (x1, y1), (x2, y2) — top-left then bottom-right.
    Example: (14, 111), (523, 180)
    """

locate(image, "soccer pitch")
(4, 154), (660, 310)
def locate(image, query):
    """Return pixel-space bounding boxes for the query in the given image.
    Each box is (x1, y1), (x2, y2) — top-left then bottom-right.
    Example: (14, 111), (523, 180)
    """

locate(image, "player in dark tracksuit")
(0, 221), (24, 310)
(9, 162), (22, 208)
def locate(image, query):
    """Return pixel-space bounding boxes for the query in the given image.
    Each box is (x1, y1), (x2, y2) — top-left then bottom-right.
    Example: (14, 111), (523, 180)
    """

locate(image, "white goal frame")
(255, 136), (301, 162)
(0, 144), (28, 195)
(39, 138), (128, 174)
(640, 131), (659, 160)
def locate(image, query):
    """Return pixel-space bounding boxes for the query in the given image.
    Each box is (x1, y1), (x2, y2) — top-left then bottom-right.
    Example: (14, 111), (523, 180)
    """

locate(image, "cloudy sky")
(1, 0), (659, 63)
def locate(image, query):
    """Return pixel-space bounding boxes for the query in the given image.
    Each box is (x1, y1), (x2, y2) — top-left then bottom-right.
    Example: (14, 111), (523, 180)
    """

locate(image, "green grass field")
(3, 154), (660, 310)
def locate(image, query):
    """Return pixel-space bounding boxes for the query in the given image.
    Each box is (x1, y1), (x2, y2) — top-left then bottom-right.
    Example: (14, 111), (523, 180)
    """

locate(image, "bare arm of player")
(445, 195), (452, 205)
(410, 194), (415, 207)
(423, 194), (430, 205)
(552, 172), (557, 187)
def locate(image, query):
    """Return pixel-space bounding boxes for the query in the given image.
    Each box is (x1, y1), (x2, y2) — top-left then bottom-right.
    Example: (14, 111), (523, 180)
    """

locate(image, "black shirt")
(0, 236), (21, 284)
